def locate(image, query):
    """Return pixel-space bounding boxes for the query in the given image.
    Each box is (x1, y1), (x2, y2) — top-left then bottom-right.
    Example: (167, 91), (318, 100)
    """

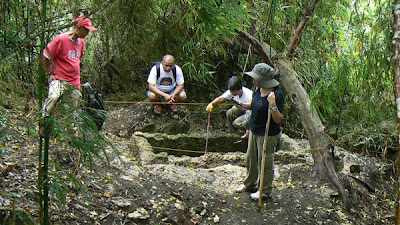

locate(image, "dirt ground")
(0, 105), (397, 224)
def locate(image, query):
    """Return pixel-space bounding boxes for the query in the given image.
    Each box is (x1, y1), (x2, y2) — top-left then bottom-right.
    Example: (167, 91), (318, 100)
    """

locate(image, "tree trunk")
(392, 0), (400, 224)
(277, 59), (346, 206)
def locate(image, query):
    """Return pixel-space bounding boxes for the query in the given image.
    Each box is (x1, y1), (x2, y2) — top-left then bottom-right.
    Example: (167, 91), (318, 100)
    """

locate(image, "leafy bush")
(337, 119), (396, 157)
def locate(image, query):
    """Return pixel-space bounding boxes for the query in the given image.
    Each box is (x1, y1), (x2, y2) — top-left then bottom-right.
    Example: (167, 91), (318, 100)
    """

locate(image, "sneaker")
(154, 104), (162, 114)
(250, 191), (272, 201)
(235, 184), (257, 193)
(169, 104), (178, 112)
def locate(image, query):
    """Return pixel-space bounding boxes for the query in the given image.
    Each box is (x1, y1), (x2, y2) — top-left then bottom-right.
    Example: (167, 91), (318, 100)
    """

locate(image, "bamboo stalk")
(38, 0), (47, 224)
(44, 131), (50, 225)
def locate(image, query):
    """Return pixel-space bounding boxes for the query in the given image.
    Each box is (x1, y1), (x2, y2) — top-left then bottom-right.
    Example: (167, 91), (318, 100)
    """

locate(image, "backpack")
(152, 62), (177, 81)
(81, 82), (107, 130)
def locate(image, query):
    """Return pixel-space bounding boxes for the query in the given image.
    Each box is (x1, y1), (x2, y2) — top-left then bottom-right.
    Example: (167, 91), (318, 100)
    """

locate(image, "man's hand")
(48, 74), (56, 84)
(165, 94), (175, 103)
(267, 92), (276, 107)
(234, 103), (244, 110)
(231, 100), (244, 109)
(206, 103), (214, 113)
(168, 94), (176, 103)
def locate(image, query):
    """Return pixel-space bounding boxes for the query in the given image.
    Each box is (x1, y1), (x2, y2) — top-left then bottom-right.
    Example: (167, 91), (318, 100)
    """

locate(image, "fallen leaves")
(213, 214), (220, 223)
(0, 163), (20, 177)
(111, 196), (132, 207)
(127, 207), (150, 219)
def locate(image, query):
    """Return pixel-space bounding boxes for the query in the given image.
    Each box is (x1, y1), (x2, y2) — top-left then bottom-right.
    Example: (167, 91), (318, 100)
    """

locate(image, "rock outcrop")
(104, 101), (191, 137)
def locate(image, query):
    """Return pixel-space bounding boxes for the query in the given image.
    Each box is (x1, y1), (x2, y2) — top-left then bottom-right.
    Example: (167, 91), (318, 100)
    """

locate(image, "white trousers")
(43, 80), (82, 115)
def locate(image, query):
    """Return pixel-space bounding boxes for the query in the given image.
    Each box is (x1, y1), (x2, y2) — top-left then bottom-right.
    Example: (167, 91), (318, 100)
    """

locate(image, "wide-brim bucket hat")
(244, 63), (279, 88)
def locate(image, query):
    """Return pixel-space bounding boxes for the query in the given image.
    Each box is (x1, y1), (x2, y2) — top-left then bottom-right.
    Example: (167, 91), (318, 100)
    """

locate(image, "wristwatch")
(271, 106), (278, 112)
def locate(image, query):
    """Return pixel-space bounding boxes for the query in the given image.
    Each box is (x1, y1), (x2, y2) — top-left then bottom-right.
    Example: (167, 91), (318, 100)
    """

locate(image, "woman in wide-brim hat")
(235, 63), (284, 201)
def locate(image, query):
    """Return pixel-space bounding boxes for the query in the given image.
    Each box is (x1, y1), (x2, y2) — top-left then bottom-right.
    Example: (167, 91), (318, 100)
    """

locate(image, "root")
(322, 146), (349, 209)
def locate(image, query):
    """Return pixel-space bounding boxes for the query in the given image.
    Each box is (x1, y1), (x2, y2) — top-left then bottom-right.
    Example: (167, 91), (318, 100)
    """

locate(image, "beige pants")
(43, 80), (82, 115)
(243, 131), (281, 194)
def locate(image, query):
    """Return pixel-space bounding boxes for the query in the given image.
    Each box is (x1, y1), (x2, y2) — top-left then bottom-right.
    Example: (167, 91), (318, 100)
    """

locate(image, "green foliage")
(252, 0), (309, 51)
(0, 0), (39, 107)
(178, 0), (249, 82)
(51, 95), (118, 164)
(85, 0), (249, 100)
(49, 170), (82, 205)
(304, 0), (394, 152)
(248, 0), (394, 155)
(43, 96), (118, 205)
(338, 119), (396, 157)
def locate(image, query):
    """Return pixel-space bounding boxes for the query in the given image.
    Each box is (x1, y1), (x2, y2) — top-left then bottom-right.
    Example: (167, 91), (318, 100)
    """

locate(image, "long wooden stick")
(258, 106), (272, 212)
(205, 111), (211, 153)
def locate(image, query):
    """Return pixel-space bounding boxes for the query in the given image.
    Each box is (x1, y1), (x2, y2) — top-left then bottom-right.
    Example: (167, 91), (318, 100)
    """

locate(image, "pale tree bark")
(392, 1), (400, 224)
(235, 0), (348, 206)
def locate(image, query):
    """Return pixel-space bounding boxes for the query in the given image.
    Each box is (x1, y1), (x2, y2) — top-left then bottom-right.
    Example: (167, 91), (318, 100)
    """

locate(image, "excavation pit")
(137, 132), (247, 156)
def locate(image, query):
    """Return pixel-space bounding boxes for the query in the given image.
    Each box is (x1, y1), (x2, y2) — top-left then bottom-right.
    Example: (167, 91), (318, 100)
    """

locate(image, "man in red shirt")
(40, 16), (97, 137)
(42, 15), (98, 115)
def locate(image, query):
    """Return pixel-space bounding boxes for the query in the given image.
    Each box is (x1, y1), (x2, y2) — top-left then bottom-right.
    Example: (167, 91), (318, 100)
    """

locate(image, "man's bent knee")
(177, 92), (187, 102)
(148, 93), (159, 102)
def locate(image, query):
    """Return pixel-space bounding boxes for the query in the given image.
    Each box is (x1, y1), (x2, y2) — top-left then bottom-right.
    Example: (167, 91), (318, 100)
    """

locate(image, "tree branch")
(234, 29), (274, 68)
(286, 0), (321, 57)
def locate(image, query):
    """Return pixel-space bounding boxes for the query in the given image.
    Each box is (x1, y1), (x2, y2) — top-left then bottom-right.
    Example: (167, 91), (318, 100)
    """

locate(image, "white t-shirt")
(147, 64), (184, 93)
(221, 86), (253, 103)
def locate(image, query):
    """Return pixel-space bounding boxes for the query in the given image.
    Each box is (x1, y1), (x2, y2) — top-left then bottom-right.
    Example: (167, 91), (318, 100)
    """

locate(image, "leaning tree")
(236, 0), (348, 206)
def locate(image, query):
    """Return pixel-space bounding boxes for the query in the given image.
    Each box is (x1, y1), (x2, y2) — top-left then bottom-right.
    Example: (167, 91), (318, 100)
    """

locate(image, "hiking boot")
(169, 103), (178, 112)
(154, 104), (162, 114)
(235, 184), (257, 193)
(250, 191), (272, 201)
